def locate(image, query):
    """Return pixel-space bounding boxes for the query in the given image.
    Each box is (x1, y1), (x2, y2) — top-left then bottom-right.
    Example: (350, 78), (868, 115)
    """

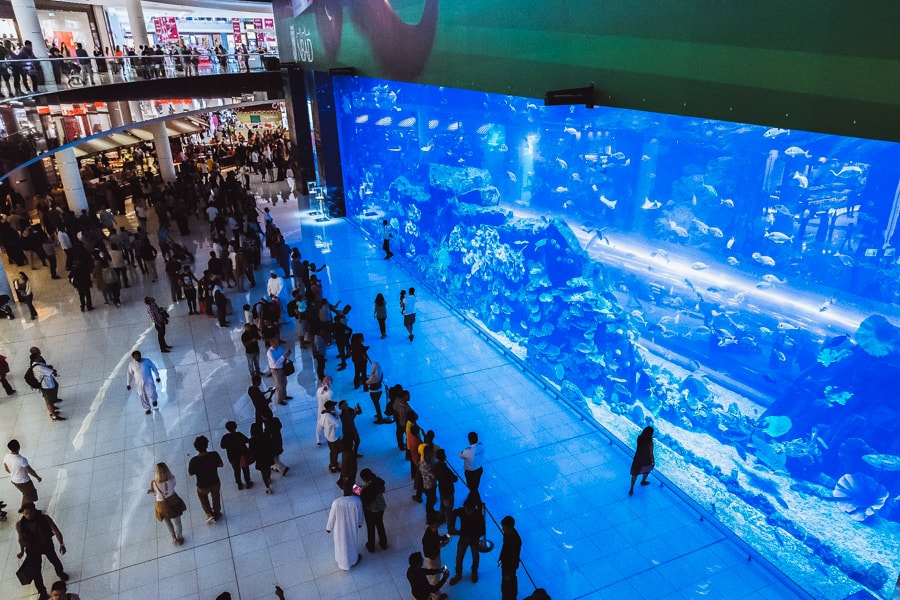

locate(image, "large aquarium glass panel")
(332, 75), (900, 599)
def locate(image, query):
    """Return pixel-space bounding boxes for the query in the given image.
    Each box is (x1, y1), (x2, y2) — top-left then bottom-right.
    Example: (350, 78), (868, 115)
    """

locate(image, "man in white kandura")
(326, 481), (364, 570)
(126, 350), (161, 415)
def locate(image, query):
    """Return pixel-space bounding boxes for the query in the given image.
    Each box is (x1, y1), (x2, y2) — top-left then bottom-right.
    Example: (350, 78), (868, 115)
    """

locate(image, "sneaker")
(206, 515), (215, 524)
(265, 487), (273, 495)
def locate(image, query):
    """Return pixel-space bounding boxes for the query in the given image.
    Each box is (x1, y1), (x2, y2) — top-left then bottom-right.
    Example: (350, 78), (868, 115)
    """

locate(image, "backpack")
(101, 267), (117, 285)
(23, 364), (41, 390)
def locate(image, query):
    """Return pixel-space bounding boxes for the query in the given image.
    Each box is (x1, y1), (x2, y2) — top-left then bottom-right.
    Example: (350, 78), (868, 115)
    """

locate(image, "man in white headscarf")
(266, 271), (287, 317)
(126, 350), (161, 414)
(326, 482), (363, 570)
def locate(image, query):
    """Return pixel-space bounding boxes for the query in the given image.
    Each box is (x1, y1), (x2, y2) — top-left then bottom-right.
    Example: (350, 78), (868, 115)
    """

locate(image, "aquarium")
(331, 75), (900, 599)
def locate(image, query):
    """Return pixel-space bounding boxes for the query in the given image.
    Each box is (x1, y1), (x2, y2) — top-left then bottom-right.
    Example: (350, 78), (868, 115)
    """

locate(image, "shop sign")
(153, 17), (179, 42)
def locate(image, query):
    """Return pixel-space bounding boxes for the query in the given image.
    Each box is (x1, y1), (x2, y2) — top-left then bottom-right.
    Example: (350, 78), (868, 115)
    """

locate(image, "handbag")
(15, 559), (34, 585)
(164, 492), (187, 515)
(283, 358), (295, 376)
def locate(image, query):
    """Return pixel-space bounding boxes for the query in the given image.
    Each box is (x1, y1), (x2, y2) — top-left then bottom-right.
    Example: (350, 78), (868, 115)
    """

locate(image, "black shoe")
(145, 409), (152, 415)
(379, 540), (388, 550)
(366, 542), (375, 553)
(246, 481), (254, 489)
(237, 482), (244, 490)
(449, 575), (462, 586)
(152, 400), (158, 406)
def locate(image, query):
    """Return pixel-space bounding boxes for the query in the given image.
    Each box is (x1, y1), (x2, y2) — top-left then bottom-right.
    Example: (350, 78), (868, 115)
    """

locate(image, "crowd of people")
(0, 151), (567, 599)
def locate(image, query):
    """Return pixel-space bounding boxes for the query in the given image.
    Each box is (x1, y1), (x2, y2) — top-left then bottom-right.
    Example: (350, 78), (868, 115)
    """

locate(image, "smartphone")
(353, 484), (362, 495)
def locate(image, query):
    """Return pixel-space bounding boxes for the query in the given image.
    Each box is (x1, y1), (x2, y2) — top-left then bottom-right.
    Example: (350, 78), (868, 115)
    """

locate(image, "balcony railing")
(0, 52), (279, 102)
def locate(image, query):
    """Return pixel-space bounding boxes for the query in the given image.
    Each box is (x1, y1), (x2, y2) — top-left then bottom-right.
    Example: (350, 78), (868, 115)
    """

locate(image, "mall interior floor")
(0, 180), (807, 599)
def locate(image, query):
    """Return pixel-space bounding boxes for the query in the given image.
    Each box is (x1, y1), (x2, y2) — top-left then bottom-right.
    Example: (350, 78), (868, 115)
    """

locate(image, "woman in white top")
(148, 462), (186, 545)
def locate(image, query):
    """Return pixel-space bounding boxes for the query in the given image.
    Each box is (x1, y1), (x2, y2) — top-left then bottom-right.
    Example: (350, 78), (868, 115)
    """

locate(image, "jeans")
(229, 459), (251, 485)
(272, 367), (286, 404)
(196, 483), (222, 518)
(327, 439), (342, 470)
(465, 467), (483, 498)
(455, 535), (479, 576)
(246, 352), (261, 377)
(163, 515), (183, 540)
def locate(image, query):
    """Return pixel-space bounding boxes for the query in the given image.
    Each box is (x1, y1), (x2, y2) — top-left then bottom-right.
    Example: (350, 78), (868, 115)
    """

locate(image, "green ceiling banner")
(272, 0), (900, 141)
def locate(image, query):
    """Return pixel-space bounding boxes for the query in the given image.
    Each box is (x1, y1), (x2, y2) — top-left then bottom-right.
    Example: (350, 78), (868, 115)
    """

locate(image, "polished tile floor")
(0, 186), (809, 599)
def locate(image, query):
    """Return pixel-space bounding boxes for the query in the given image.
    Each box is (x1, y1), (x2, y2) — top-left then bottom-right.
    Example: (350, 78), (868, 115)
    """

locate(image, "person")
(180, 265), (199, 314)
(349, 333), (369, 390)
(249, 422), (275, 494)
(422, 514), (445, 599)
(315, 376), (333, 445)
(264, 414), (289, 476)
(16, 502), (68, 594)
(220, 421), (253, 490)
(629, 426), (655, 495)
(126, 350), (161, 414)
(74, 42), (96, 85)
(146, 296), (172, 352)
(366, 361), (386, 423)
(381, 219), (394, 259)
(326, 481), (364, 570)
(148, 462), (186, 545)
(359, 468), (388, 552)
(459, 431), (485, 498)
(0, 354), (15, 395)
(213, 281), (229, 327)
(373, 293), (388, 338)
(339, 399), (363, 457)
(523, 589), (552, 600)
(249, 374), (275, 424)
(50, 579), (81, 600)
(32, 356), (66, 421)
(187, 435), (224, 523)
(266, 337), (292, 405)
(241, 322), (264, 378)
(4, 439), (42, 508)
(434, 449), (458, 533)
(499, 515), (522, 600)
(449, 494), (484, 585)
(403, 287), (417, 341)
(318, 400), (342, 473)
(13, 271), (38, 320)
(407, 551), (450, 600)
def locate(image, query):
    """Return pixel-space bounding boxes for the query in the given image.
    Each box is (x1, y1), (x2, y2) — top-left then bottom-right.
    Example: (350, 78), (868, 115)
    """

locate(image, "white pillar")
(10, 0), (58, 93)
(55, 147), (89, 213)
(125, 0), (150, 51)
(151, 120), (176, 182)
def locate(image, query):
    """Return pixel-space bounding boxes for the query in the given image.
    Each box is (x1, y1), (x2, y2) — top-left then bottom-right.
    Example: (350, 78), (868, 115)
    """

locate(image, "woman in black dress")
(628, 426), (655, 495)
(249, 422), (275, 494)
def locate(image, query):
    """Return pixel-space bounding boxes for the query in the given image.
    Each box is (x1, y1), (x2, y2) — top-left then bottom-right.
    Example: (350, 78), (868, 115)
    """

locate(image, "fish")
(669, 221), (689, 237)
(691, 194), (698, 206)
(556, 158), (568, 170)
(554, 186), (569, 193)
(720, 198), (735, 208)
(818, 299), (834, 312)
(355, 115), (370, 124)
(691, 262), (709, 271)
(773, 204), (793, 216)
(765, 231), (793, 244)
(611, 151), (626, 160)
(784, 146), (811, 158)
(718, 336), (738, 348)
(599, 195), (618, 210)
(862, 454), (900, 471)
(708, 227), (724, 238)
(792, 171), (809, 188)
(650, 249), (670, 262)
(834, 253), (855, 267)
(756, 281), (774, 289)
(774, 350), (787, 362)
(726, 256), (740, 266)
(830, 165), (864, 178)
(499, 144), (509, 152)
(572, 172), (583, 182)
(641, 197), (662, 210)
(764, 127), (790, 138)
(563, 126), (581, 138)
(726, 236), (735, 249)
(702, 184), (718, 197)
(641, 154), (652, 161)
(752, 252), (776, 267)
(507, 171), (517, 182)
(761, 274), (786, 284)
(777, 322), (799, 331)
(691, 218), (710, 234)
(707, 286), (725, 293)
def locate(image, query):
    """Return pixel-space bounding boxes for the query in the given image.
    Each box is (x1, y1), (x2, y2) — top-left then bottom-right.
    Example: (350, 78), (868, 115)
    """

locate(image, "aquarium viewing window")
(332, 74), (900, 600)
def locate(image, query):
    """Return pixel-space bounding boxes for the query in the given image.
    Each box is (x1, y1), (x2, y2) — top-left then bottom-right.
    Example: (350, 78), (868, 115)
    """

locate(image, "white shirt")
(32, 363), (57, 389)
(126, 358), (159, 388)
(267, 345), (287, 370)
(460, 442), (485, 472)
(267, 276), (284, 298)
(3, 452), (31, 484)
(403, 294), (417, 315)
(150, 476), (177, 501)
(57, 230), (72, 250)
(318, 411), (341, 442)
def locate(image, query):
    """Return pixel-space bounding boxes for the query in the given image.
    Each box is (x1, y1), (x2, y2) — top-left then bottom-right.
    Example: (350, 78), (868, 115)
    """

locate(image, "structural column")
(55, 147), (89, 213)
(150, 120), (176, 182)
(10, 0), (58, 93)
(125, 0), (150, 51)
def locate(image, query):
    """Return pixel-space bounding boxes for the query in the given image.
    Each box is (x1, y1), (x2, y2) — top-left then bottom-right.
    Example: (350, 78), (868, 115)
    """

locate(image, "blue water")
(332, 75), (900, 598)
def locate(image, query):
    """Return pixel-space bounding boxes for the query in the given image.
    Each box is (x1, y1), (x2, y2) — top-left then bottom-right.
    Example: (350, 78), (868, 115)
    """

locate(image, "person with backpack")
(28, 356), (65, 421)
(13, 272), (37, 320)
(15, 502), (69, 599)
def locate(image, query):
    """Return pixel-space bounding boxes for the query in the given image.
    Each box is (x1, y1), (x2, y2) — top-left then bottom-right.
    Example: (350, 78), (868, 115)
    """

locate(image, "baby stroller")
(0, 295), (13, 320)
